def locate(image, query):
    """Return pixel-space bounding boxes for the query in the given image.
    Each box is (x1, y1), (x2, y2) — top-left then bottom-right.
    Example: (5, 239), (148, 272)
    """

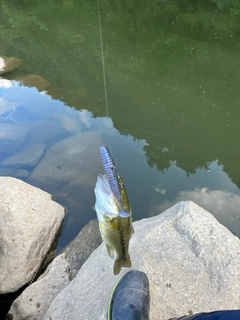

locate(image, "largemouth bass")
(94, 146), (134, 275)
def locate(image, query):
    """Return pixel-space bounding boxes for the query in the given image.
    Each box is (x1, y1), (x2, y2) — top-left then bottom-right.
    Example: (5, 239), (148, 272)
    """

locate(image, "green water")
(0, 0), (240, 250)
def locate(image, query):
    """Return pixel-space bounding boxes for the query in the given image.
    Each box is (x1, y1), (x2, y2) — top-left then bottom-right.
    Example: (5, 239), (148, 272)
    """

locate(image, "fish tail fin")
(123, 254), (131, 268)
(113, 255), (131, 275)
(113, 260), (122, 275)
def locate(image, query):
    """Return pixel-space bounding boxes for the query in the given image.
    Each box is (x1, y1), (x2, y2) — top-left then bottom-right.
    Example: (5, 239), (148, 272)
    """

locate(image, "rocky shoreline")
(0, 177), (239, 319)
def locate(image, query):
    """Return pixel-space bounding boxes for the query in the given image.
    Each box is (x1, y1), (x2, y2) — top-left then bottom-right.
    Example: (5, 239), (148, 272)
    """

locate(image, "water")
(0, 0), (240, 252)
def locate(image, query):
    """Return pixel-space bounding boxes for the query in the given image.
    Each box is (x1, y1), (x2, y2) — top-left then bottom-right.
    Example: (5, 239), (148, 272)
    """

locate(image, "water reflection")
(0, 0), (240, 250)
(150, 161), (240, 237)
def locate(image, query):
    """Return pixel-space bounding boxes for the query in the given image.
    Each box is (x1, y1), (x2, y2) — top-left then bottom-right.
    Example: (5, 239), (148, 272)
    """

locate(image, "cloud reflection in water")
(153, 187), (240, 236)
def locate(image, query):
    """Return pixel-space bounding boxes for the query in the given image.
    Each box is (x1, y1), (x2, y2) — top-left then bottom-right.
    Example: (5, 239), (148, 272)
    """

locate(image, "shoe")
(108, 270), (150, 320)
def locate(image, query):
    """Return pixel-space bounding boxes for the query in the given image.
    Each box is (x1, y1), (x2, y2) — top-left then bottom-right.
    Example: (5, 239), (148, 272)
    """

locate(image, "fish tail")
(113, 255), (132, 275)
(113, 260), (122, 275)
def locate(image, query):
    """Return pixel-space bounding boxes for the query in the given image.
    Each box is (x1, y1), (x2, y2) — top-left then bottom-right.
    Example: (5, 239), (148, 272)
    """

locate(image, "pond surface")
(0, 0), (240, 252)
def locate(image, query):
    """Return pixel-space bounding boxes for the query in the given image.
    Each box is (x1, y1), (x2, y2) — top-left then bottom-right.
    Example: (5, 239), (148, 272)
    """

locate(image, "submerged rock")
(28, 131), (102, 194)
(8, 219), (101, 320)
(16, 74), (51, 91)
(16, 74), (58, 98)
(0, 56), (23, 75)
(0, 123), (28, 154)
(0, 177), (65, 294)
(1, 143), (46, 167)
(44, 201), (240, 320)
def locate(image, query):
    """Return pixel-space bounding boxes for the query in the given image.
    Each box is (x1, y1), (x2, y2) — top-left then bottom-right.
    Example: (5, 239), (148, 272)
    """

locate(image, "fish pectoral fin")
(132, 226), (135, 235)
(106, 243), (114, 258)
(98, 222), (105, 241)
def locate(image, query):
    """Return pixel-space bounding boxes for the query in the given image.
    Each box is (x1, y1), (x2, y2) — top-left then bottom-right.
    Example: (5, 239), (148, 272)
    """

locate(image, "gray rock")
(28, 131), (102, 194)
(0, 123), (28, 154)
(1, 143), (46, 167)
(8, 219), (101, 320)
(9, 253), (70, 320)
(0, 56), (23, 74)
(44, 201), (240, 320)
(15, 169), (30, 180)
(0, 177), (65, 294)
(65, 219), (102, 278)
(0, 168), (30, 180)
(27, 120), (64, 145)
(0, 167), (17, 177)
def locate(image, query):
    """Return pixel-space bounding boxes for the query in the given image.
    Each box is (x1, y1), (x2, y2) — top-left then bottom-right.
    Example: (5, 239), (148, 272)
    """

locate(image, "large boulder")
(0, 177), (65, 294)
(44, 201), (240, 320)
(8, 219), (102, 320)
(0, 56), (23, 75)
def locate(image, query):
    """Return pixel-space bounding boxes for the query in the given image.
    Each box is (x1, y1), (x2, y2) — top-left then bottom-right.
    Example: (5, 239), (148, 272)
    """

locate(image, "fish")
(94, 146), (134, 275)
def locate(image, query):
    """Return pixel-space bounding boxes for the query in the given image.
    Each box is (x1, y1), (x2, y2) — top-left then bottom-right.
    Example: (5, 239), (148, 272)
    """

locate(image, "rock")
(0, 168), (30, 180)
(0, 167), (17, 177)
(44, 201), (240, 320)
(8, 219), (101, 320)
(27, 120), (64, 145)
(0, 123), (28, 155)
(9, 253), (71, 320)
(0, 177), (65, 294)
(15, 74), (58, 98)
(15, 169), (30, 180)
(28, 131), (102, 194)
(64, 219), (102, 278)
(0, 56), (23, 75)
(1, 143), (46, 167)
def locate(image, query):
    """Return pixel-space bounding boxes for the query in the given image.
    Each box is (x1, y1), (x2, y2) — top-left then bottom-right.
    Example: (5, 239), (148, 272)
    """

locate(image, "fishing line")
(97, 0), (111, 152)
